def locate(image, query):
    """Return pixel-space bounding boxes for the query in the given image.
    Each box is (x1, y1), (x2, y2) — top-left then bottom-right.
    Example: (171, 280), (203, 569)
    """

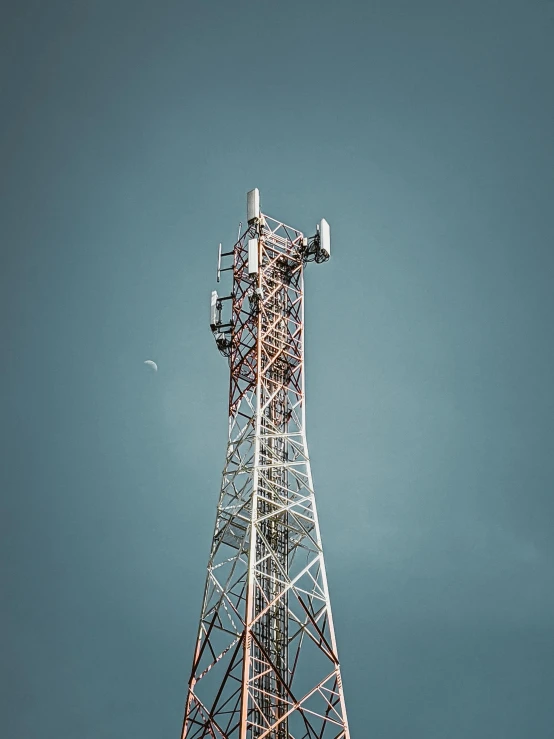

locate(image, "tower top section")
(209, 189), (331, 360)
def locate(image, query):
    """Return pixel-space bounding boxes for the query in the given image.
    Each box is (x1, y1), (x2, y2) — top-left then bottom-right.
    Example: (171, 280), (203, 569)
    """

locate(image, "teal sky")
(2, 1), (554, 737)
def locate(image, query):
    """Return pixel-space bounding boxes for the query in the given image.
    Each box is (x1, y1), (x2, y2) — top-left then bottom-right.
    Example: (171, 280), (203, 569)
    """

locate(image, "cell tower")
(180, 190), (350, 739)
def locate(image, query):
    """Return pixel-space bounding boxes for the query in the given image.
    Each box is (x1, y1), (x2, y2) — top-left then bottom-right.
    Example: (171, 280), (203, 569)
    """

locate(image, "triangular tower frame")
(181, 191), (350, 739)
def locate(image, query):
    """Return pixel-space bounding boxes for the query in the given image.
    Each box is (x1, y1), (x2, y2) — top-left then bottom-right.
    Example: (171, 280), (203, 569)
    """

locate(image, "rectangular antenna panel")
(210, 290), (218, 330)
(248, 239), (259, 274)
(247, 188), (260, 223)
(319, 218), (331, 258)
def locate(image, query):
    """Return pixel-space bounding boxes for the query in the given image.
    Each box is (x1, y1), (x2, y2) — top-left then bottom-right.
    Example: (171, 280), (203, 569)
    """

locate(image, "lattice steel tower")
(180, 190), (350, 739)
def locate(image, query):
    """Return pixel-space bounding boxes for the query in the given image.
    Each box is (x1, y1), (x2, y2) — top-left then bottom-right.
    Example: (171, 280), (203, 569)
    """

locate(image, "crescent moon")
(144, 360), (158, 372)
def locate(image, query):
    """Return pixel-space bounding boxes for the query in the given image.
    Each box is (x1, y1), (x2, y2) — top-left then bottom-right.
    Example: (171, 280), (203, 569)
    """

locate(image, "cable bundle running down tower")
(181, 190), (350, 739)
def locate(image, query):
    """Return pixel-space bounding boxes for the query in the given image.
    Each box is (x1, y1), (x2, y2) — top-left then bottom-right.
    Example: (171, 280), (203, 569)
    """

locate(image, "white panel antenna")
(210, 290), (219, 330)
(247, 188), (260, 223)
(248, 238), (259, 274)
(319, 218), (331, 259)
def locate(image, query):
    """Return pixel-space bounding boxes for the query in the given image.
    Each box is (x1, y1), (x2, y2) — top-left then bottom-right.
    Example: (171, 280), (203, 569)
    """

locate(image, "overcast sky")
(2, 1), (554, 737)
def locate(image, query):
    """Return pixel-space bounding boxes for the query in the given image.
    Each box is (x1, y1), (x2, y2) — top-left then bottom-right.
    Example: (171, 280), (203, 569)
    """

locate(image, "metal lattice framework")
(181, 192), (350, 739)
